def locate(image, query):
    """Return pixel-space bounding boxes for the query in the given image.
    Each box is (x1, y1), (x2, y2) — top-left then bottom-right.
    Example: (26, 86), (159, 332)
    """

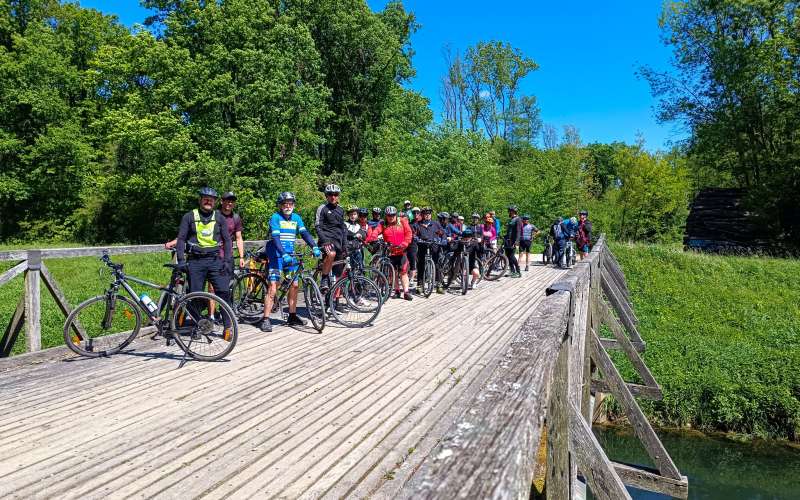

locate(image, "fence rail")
(0, 240), (265, 357)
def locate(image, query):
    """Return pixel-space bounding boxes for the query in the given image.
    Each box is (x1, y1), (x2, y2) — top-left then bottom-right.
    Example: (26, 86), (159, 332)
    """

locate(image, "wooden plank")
(1, 296), (25, 357)
(410, 291), (571, 499)
(598, 300), (659, 390)
(0, 261), (27, 287)
(590, 332), (681, 480)
(40, 262), (87, 339)
(569, 401), (630, 500)
(24, 251), (41, 353)
(546, 336), (570, 499)
(590, 380), (662, 401)
(600, 268), (644, 347)
(599, 337), (645, 353)
(0, 240), (265, 261)
(601, 252), (629, 299)
(612, 462), (688, 499)
(600, 265), (637, 326)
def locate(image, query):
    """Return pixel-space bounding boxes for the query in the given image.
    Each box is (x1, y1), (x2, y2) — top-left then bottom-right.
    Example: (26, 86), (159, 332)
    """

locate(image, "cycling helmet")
(412, 206), (420, 213)
(471, 212), (480, 219)
(439, 211), (449, 219)
(385, 206), (398, 216)
(221, 191), (236, 201)
(324, 184), (341, 195)
(579, 210), (588, 216)
(462, 227), (474, 237)
(372, 206), (381, 214)
(522, 213), (530, 220)
(508, 204), (518, 212)
(451, 212), (460, 219)
(198, 187), (218, 198)
(358, 207), (369, 216)
(277, 191), (296, 204)
(421, 206), (432, 213)
(347, 205), (359, 213)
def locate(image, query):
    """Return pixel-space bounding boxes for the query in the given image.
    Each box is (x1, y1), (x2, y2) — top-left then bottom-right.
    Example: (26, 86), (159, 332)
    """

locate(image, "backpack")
(552, 223), (563, 240)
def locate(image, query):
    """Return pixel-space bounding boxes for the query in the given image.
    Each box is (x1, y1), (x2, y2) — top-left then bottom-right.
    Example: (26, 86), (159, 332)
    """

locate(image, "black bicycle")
(416, 240), (437, 298)
(314, 250), (383, 328)
(480, 244), (508, 281)
(64, 253), (238, 361)
(542, 234), (554, 265)
(442, 241), (469, 295)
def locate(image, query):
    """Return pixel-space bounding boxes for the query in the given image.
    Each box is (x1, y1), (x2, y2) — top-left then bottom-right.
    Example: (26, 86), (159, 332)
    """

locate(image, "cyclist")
(550, 216), (569, 268)
(519, 214), (539, 271)
(357, 207), (370, 232)
(481, 213), (497, 249)
(461, 227), (482, 289)
(407, 207), (421, 290)
(345, 206), (367, 270)
(315, 184), (347, 289)
(175, 188), (233, 336)
(366, 206), (413, 300)
(577, 210), (592, 259)
(416, 207), (445, 294)
(369, 207), (382, 229)
(402, 200), (413, 219)
(261, 192), (321, 332)
(504, 205), (523, 278)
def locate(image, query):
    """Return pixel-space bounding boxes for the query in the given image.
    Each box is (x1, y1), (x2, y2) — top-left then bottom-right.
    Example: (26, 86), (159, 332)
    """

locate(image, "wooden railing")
(403, 236), (688, 499)
(0, 241), (264, 357)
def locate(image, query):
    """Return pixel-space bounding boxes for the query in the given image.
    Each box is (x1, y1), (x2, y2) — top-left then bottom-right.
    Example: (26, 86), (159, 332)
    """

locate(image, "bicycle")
(480, 244), (509, 281)
(64, 253), (238, 361)
(542, 234), (554, 265)
(416, 240), (438, 298)
(347, 239), (391, 304)
(443, 241), (469, 295)
(315, 250), (383, 328)
(563, 238), (576, 268)
(368, 239), (397, 301)
(233, 250), (325, 332)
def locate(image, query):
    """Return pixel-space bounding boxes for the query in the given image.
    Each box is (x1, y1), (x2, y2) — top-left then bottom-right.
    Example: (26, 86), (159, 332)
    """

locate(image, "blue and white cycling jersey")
(266, 212), (309, 259)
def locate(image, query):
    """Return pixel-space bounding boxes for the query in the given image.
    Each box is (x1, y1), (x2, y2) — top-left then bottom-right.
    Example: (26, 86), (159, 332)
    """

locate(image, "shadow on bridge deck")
(0, 263), (566, 499)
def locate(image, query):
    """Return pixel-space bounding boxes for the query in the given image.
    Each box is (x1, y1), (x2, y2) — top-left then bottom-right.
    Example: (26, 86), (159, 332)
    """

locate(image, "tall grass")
(609, 243), (800, 441)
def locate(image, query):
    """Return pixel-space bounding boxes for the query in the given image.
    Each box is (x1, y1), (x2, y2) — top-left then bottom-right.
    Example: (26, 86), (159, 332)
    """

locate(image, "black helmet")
(508, 204), (518, 212)
(198, 187), (218, 198)
(462, 227), (474, 237)
(277, 191), (296, 204)
(385, 206), (398, 216)
(358, 207), (369, 216)
(221, 191), (236, 201)
(522, 213), (530, 220)
(347, 205), (359, 213)
(439, 211), (449, 219)
(422, 206), (432, 214)
(372, 206), (381, 214)
(471, 212), (480, 219)
(579, 210), (588, 216)
(324, 184), (341, 195)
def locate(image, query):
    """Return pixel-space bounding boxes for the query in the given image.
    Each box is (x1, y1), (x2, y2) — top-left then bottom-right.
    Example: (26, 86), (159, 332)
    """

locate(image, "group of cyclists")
(169, 184), (593, 333)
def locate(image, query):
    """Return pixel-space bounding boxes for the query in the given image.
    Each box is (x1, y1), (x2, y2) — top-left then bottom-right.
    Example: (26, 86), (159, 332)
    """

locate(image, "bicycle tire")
(329, 276), (382, 327)
(377, 258), (396, 298)
(363, 266), (391, 304)
(475, 258), (485, 285)
(171, 291), (238, 361)
(302, 277), (326, 332)
(483, 253), (508, 281)
(460, 255), (469, 295)
(63, 294), (142, 358)
(421, 257), (435, 298)
(232, 271), (267, 324)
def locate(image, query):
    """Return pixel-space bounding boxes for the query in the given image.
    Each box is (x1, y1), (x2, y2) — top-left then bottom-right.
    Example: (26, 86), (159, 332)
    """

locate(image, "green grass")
(608, 242), (800, 441)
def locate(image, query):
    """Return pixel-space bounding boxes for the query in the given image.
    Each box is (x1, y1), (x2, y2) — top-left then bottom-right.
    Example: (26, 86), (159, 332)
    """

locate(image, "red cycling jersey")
(366, 217), (412, 256)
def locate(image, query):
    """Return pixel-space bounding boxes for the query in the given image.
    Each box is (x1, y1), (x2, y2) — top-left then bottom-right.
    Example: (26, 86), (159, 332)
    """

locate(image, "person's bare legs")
(287, 281), (299, 312)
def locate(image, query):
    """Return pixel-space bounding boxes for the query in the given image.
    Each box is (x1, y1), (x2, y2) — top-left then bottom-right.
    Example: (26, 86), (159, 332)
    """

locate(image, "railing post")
(24, 250), (41, 352)
(546, 337), (571, 499)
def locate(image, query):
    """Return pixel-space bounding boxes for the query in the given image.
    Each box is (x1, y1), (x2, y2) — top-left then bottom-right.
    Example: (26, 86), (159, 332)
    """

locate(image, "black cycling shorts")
(519, 240), (532, 252)
(389, 254), (409, 274)
(321, 239), (344, 257)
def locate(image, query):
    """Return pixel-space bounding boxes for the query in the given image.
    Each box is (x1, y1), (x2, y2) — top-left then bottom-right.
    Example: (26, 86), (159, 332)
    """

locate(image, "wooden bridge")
(0, 238), (687, 499)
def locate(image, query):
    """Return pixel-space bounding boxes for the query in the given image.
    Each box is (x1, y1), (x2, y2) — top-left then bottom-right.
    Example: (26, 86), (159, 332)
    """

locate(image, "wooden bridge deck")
(0, 264), (565, 499)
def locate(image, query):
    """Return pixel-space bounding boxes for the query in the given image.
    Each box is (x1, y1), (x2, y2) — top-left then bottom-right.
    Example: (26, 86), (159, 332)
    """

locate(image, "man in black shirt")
(315, 184), (347, 287)
(504, 205), (523, 277)
(175, 187), (233, 311)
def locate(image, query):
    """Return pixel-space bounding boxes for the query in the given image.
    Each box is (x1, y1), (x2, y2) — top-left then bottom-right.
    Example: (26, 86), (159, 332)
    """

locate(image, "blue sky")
(79, 0), (686, 150)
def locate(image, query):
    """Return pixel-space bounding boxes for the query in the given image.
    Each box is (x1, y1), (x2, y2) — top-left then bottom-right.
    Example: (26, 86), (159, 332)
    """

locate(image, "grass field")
(608, 242), (800, 441)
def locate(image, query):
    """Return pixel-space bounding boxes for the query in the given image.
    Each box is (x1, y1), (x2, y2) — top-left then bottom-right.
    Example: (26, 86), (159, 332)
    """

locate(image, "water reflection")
(591, 425), (800, 499)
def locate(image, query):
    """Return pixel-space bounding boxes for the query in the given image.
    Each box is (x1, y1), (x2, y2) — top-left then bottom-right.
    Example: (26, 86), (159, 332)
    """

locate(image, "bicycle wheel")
(363, 266), (391, 303)
(543, 244), (552, 265)
(329, 276), (382, 327)
(460, 255), (469, 295)
(171, 291), (238, 361)
(377, 258), (396, 297)
(421, 258), (435, 297)
(474, 258), (485, 285)
(232, 272), (267, 324)
(302, 277), (326, 332)
(63, 294), (142, 357)
(483, 253), (508, 281)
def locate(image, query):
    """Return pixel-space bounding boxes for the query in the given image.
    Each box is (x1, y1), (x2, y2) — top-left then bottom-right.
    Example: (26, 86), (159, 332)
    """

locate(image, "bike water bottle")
(139, 293), (158, 314)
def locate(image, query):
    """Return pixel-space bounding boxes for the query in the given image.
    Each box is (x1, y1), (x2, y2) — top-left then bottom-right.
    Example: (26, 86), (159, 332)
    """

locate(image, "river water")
(591, 426), (800, 499)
